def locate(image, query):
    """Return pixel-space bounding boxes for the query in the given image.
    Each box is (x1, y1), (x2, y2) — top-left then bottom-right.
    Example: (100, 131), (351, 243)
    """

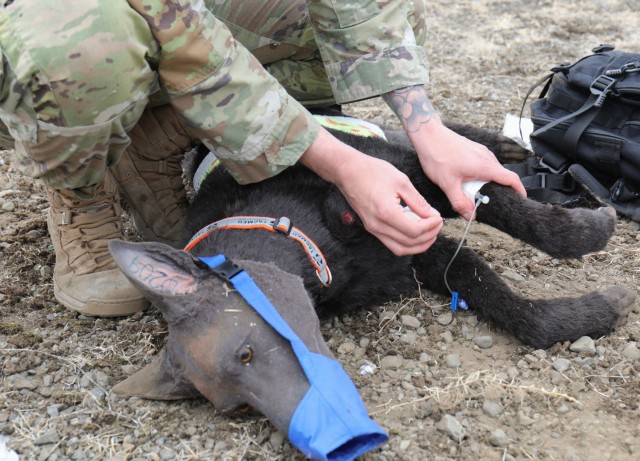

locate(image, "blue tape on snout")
(199, 255), (388, 461)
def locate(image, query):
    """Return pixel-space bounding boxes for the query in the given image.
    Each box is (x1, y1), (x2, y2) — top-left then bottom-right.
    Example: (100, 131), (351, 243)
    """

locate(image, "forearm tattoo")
(383, 85), (437, 133)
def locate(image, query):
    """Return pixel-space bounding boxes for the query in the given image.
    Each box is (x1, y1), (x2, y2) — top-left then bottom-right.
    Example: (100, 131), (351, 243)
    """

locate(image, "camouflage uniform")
(0, 0), (429, 191)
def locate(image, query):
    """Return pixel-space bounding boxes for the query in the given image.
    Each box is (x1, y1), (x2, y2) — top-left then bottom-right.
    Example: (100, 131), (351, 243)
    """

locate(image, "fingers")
(367, 213), (443, 256)
(362, 197), (443, 256)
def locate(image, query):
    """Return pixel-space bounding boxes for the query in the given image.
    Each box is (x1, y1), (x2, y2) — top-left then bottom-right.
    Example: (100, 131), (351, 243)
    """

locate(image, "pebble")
(501, 269), (525, 282)
(26, 230), (42, 239)
(552, 358), (571, 373)
(1, 201), (15, 212)
(517, 411), (535, 426)
(380, 355), (404, 370)
(269, 431), (285, 449)
(621, 343), (640, 361)
(400, 315), (421, 329)
(445, 354), (461, 369)
(47, 404), (65, 417)
(473, 335), (493, 349)
(436, 414), (466, 442)
(400, 330), (418, 345)
(379, 311), (395, 323)
(489, 428), (510, 447)
(532, 349), (547, 360)
(7, 374), (38, 390)
(569, 336), (596, 354)
(337, 341), (357, 355)
(440, 330), (453, 343)
(436, 312), (453, 326)
(482, 400), (503, 418)
(34, 430), (60, 446)
(121, 365), (137, 375)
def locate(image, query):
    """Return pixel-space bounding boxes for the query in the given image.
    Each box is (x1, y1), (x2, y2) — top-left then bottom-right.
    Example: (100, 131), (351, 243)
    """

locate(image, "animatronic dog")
(110, 121), (636, 458)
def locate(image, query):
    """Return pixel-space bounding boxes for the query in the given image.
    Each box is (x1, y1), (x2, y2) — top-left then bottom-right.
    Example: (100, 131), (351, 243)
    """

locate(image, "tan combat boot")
(47, 174), (148, 316)
(111, 104), (198, 249)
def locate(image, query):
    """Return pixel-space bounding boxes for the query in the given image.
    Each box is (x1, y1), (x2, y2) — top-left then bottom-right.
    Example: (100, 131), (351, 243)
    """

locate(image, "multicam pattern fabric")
(0, 0), (428, 190)
(208, 0), (430, 105)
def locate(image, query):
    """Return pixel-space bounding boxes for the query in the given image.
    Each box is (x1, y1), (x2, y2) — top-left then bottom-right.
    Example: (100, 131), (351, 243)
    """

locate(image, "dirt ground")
(1, 1), (640, 460)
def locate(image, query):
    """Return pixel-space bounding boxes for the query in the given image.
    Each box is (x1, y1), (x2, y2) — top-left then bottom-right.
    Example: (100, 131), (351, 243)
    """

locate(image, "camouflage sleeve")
(126, 0), (321, 184)
(307, 0), (430, 104)
(0, 52), (13, 150)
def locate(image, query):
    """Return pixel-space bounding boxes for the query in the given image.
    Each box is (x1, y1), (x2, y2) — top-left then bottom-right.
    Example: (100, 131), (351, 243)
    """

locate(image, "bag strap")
(531, 74), (618, 167)
(504, 157), (583, 205)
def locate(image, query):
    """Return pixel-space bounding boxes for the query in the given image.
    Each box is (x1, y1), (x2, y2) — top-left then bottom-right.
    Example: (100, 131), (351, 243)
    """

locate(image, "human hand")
(413, 123), (526, 220)
(383, 85), (525, 221)
(299, 129), (443, 256)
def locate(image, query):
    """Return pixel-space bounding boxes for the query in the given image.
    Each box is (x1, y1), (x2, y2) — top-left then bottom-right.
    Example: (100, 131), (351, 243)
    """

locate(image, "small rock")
(380, 355), (404, 370)
(379, 311), (395, 323)
(569, 336), (596, 354)
(436, 414), (465, 442)
(467, 315), (479, 327)
(532, 349), (547, 360)
(473, 335), (493, 349)
(400, 330), (418, 345)
(47, 404), (65, 417)
(440, 330), (453, 343)
(337, 341), (357, 355)
(445, 354), (461, 369)
(557, 404), (570, 415)
(552, 358), (571, 373)
(399, 439), (411, 450)
(80, 372), (94, 389)
(121, 365), (137, 375)
(489, 428), (510, 447)
(90, 388), (106, 401)
(501, 269), (524, 282)
(400, 315), (421, 329)
(517, 411), (535, 426)
(7, 374), (38, 390)
(621, 343), (640, 361)
(26, 230), (42, 239)
(1, 201), (15, 212)
(482, 400), (503, 418)
(436, 312), (453, 326)
(34, 430), (60, 446)
(270, 431), (285, 449)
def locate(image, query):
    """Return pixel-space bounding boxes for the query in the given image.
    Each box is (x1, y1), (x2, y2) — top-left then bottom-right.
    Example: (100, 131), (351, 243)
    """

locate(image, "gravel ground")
(1, 1), (640, 460)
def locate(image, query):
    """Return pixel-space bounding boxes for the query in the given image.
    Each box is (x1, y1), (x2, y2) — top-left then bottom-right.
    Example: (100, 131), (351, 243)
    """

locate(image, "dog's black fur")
(186, 126), (635, 349)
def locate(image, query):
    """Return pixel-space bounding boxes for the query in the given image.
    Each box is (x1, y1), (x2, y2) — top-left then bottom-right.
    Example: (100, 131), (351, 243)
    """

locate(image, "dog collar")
(185, 216), (332, 287)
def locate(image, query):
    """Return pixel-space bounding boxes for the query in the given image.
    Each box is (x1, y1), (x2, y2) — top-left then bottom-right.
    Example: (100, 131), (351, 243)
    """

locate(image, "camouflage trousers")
(0, 0), (426, 191)
(207, 0), (428, 107)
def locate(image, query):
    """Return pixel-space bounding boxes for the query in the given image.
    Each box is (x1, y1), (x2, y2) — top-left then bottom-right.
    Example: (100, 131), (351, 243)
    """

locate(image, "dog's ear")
(111, 349), (200, 400)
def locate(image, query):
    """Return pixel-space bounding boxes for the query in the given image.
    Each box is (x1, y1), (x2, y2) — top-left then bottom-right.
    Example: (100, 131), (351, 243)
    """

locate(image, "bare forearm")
(382, 85), (443, 135)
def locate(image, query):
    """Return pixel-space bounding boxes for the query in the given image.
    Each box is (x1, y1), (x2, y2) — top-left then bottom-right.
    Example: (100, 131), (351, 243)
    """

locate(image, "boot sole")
(54, 281), (149, 317)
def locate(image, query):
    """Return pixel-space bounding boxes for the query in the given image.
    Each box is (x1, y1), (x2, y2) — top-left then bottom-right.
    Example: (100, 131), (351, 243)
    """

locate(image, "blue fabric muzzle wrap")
(199, 255), (388, 461)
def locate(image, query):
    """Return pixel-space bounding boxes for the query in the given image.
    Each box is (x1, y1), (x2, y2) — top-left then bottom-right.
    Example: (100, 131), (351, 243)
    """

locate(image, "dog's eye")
(240, 345), (253, 364)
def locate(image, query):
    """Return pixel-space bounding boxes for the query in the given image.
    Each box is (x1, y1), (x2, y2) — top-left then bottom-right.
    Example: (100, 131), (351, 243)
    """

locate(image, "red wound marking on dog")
(341, 211), (355, 226)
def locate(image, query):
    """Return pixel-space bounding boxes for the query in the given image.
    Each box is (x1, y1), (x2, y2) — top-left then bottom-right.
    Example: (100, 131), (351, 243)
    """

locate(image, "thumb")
(448, 188), (475, 221)
(400, 187), (440, 219)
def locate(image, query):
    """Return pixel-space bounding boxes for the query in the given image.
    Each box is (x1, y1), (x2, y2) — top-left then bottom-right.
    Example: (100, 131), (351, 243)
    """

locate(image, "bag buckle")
(538, 157), (568, 175)
(590, 75), (616, 107)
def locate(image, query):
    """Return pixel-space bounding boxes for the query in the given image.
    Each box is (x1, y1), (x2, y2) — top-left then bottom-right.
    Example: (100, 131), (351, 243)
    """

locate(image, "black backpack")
(512, 45), (640, 221)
